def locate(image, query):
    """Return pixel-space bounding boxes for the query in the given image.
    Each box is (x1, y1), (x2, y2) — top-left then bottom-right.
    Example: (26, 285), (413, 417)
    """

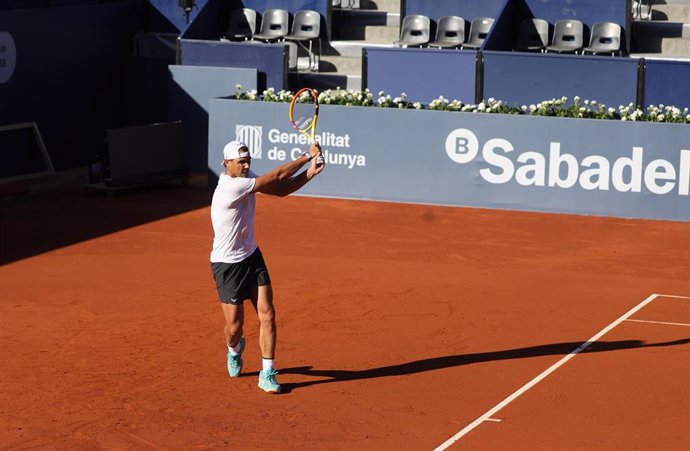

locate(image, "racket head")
(289, 88), (319, 138)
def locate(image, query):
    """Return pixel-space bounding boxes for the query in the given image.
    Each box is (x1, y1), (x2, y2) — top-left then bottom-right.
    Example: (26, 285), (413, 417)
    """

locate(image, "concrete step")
(332, 10), (400, 43)
(633, 20), (690, 38)
(319, 54), (363, 75)
(289, 72), (362, 91)
(329, 40), (394, 57)
(650, 4), (690, 22)
(633, 35), (690, 56)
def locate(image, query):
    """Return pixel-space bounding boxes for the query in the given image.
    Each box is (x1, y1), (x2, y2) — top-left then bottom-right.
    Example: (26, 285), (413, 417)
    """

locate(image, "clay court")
(1, 175), (689, 450)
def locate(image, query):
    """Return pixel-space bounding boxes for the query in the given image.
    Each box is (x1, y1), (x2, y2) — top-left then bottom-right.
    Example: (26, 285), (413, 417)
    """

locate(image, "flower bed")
(234, 85), (690, 124)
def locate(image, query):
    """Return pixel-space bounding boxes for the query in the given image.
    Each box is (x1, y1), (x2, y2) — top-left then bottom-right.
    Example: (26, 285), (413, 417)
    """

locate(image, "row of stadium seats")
(221, 8), (322, 71)
(395, 15), (622, 56)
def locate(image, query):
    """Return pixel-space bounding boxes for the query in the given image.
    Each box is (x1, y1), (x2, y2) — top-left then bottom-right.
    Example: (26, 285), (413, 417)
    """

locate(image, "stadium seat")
(515, 18), (549, 52)
(632, 0), (652, 21)
(462, 17), (495, 50)
(394, 15), (431, 48)
(222, 8), (257, 41)
(545, 19), (583, 54)
(285, 10), (322, 71)
(252, 9), (289, 42)
(340, 0), (360, 8)
(427, 16), (466, 49)
(583, 22), (622, 56)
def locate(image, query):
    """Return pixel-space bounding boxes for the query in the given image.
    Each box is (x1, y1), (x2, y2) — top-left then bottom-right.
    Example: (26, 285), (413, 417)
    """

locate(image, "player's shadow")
(275, 338), (690, 393)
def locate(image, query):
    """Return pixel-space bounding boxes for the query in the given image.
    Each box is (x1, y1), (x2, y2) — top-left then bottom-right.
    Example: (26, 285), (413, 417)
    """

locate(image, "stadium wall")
(178, 40), (287, 92)
(208, 99), (690, 222)
(482, 52), (640, 108)
(644, 60), (690, 111)
(403, 0), (507, 23)
(168, 65), (257, 171)
(364, 48), (478, 104)
(0, 1), (135, 170)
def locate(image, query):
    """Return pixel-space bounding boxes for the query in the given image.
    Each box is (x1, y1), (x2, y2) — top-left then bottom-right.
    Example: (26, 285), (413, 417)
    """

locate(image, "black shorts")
(211, 248), (271, 304)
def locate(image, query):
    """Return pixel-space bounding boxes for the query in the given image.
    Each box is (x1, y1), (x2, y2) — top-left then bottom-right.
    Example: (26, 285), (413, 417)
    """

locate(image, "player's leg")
(221, 302), (245, 349)
(251, 284), (281, 393)
(251, 284), (276, 361)
(222, 302), (246, 377)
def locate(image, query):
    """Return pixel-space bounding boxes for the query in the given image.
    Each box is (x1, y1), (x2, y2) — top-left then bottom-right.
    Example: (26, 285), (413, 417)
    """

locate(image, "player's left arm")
(264, 143), (325, 197)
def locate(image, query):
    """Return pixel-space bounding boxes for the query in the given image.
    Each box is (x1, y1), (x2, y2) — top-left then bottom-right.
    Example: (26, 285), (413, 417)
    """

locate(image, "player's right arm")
(252, 142), (321, 194)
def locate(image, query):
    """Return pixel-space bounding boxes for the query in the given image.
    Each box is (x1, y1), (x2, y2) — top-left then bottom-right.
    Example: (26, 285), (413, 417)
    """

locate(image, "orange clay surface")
(1, 177), (689, 450)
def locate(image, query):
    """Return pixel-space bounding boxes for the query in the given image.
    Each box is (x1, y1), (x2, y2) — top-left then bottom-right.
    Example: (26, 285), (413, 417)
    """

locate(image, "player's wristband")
(302, 152), (313, 161)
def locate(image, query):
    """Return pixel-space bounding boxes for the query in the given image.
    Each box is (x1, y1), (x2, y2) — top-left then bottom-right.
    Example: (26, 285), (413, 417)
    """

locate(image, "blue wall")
(179, 40), (287, 91)
(0, 1), (135, 170)
(483, 51), (639, 107)
(644, 59), (690, 110)
(366, 47), (477, 104)
(404, 0), (507, 21)
(0, 1), (48, 8)
(168, 65), (257, 171)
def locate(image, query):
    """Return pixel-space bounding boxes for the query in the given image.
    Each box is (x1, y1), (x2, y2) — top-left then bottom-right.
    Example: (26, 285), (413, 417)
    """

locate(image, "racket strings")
(291, 103), (317, 131)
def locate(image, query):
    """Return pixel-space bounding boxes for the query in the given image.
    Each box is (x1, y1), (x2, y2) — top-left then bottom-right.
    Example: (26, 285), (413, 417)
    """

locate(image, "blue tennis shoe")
(227, 337), (245, 378)
(258, 369), (281, 393)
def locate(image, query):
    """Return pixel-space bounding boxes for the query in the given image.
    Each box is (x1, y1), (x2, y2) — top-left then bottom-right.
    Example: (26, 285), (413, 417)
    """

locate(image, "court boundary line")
(434, 293), (666, 451)
(654, 294), (690, 300)
(625, 318), (690, 327)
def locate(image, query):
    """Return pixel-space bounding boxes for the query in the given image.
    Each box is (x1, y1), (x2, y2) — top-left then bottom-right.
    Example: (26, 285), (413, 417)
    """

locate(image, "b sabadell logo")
(446, 128), (689, 196)
(0, 31), (17, 84)
(235, 125), (263, 159)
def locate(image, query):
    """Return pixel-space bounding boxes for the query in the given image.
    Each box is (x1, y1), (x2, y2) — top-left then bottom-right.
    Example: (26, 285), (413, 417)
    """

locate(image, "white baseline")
(434, 293), (665, 450)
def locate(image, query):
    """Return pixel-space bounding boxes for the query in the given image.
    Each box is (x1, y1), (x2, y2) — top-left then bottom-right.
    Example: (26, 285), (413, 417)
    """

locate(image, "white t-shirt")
(210, 171), (258, 263)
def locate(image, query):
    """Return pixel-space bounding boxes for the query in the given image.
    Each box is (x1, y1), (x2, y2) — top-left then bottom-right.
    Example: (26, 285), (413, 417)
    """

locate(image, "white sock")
(262, 358), (274, 372)
(228, 340), (242, 355)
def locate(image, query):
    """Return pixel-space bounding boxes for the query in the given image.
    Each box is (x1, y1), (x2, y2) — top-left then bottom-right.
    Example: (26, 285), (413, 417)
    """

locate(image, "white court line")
(434, 293), (661, 451)
(654, 294), (690, 300)
(625, 318), (690, 327)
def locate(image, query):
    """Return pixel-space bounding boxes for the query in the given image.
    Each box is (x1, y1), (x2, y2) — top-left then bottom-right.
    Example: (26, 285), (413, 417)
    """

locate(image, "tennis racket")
(289, 87), (324, 165)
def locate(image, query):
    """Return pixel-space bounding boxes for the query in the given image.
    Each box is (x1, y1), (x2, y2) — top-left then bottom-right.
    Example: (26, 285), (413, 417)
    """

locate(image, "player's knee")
(225, 319), (242, 337)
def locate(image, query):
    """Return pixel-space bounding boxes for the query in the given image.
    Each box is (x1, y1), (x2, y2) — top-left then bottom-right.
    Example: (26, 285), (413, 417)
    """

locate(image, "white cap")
(223, 141), (250, 161)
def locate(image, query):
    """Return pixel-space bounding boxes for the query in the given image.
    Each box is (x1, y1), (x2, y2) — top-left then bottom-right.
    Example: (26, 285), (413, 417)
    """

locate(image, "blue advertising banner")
(209, 99), (689, 222)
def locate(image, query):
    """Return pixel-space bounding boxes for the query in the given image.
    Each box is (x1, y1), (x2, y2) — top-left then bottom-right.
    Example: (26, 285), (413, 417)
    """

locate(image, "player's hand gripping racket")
(289, 88), (324, 166)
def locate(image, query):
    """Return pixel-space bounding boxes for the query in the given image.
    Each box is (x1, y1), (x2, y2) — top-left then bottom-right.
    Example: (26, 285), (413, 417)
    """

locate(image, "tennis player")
(210, 140), (324, 394)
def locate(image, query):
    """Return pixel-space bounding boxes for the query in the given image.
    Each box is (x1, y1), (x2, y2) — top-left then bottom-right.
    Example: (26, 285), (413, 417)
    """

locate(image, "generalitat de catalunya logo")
(445, 128), (689, 196)
(235, 125), (263, 159)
